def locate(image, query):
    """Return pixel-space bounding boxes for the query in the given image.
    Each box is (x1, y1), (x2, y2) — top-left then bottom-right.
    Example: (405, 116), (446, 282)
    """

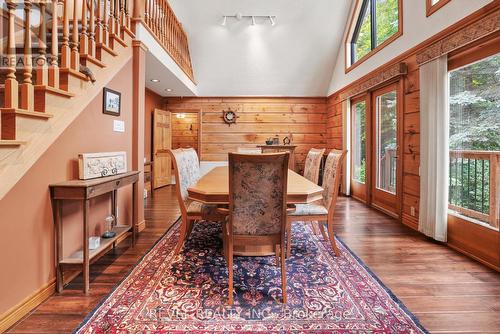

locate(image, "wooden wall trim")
(416, 9), (500, 65)
(339, 62), (407, 101)
(426, 0), (452, 17)
(0, 279), (56, 333)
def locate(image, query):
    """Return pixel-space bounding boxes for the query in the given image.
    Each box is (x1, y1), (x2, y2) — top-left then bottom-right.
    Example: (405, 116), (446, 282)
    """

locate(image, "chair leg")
(174, 217), (189, 255)
(228, 242), (234, 305)
(326, 218), (341, 257)
(279, 243), (287, 303)
(286, 220), (292, 258)
(310, 221), (321, 235)
(318, 221), (328, 241)
(187, 219), (195, 238)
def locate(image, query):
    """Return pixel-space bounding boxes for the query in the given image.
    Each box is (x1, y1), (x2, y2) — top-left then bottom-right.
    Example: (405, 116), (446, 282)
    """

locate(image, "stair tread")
(34, 85), (76, 97)
(1, 108), (54, 119)
(0, 140), (25, 147)
(97, 43), (118, 57)
(80, 54), (107, 68)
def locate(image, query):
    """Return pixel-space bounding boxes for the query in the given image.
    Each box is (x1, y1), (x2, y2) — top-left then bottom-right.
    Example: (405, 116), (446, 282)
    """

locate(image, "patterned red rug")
(75, 220), (427, 333)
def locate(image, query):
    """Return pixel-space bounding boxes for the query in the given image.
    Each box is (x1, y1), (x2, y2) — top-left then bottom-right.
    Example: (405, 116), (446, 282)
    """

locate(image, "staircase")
(0, 0), (135, 199)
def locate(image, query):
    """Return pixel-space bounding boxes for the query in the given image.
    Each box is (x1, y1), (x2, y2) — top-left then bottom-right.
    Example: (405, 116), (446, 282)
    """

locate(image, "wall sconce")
(176, 113), (186, 119)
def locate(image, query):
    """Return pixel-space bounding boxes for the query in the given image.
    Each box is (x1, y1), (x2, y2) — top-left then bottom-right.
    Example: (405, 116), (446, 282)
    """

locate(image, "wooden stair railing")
(133, 0), (195, 82)
(1, 0), (135, 143)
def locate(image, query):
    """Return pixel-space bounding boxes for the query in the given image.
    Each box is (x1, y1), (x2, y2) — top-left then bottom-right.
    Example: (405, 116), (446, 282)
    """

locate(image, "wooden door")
(370, 83), (402, 217)
(350, 96), (369, 203)
(153, 108), (172, 188)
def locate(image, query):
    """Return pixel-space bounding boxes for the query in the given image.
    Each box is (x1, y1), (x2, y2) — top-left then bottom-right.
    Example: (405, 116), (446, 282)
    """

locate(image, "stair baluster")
(4, 1), (19, 109)
(102, 0), (109, 46)
(96, 0), (103, 45)
(114, 0), (121, 39)
(36, 0), (49, 85)
(71, 0), (80, 69)
(88, 0), (96, 56)
(109, 0), (115, 37)
(60, 0), (71, 68)
(119, 0), (125, 32)
(20, 0), (34, 111)
(80, 0), (89, 55)
(125, 0), (131, 29)
(48, 0), (59, 88)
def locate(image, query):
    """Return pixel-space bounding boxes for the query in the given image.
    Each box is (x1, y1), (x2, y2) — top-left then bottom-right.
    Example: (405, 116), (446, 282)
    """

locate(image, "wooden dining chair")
(218, 152), (290, 305)
(303, 148), (325, 185)
(286, 149), (347, 257)
(168, 148), (224, 255)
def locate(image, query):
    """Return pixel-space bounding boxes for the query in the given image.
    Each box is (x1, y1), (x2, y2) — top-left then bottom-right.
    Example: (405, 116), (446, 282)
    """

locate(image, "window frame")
(345, 0), (403, 73)
(426, 0), (452, 17)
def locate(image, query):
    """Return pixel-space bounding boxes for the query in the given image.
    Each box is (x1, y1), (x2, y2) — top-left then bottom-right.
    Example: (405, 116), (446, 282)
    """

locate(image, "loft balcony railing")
(133, 0), (194, 82)
(449, 150), (500, 230)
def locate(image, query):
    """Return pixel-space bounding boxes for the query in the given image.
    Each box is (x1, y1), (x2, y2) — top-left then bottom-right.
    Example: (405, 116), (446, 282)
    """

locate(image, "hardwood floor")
(7, 186), (500, 333)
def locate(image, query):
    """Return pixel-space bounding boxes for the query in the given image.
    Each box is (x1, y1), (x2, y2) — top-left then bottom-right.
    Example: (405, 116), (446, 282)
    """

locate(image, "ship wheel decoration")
(222, 108), (239, 126)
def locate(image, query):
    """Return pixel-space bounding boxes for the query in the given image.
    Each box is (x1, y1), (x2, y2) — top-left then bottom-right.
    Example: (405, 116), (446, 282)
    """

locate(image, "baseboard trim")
(0, 279), (56, 333)
(137, 220), (146, 233)
(447, 243), (500, 273)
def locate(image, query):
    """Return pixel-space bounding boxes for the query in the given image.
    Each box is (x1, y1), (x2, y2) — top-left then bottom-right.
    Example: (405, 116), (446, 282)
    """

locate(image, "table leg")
(132, 181), (137, 247)
(52, 198), (63, 293)
(112, 190), (117, 250)
(83, 199), (90, 294)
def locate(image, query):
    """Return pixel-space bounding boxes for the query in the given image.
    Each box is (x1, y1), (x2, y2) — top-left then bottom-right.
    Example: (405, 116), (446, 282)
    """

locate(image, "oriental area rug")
(75, 220), (428, 333)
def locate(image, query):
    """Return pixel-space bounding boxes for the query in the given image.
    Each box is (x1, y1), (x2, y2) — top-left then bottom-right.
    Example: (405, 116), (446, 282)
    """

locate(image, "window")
(426, 0), (452, 17)
(448, 53), (500, 230)
(352, 101), (367, 184)
(348, 0), (401, 69)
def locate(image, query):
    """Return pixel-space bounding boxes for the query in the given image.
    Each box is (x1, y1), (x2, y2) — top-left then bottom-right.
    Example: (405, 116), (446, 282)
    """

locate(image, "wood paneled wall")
(165, 97), (328, 171)
(171, 112), (199, 152)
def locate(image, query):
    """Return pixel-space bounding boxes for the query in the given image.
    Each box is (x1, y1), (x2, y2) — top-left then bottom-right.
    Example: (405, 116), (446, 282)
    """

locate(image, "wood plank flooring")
(7, 186), (500, 333)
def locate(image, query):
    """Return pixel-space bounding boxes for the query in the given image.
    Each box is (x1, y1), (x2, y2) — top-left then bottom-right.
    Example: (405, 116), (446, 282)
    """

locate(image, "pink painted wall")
(0, 60), (134, 315)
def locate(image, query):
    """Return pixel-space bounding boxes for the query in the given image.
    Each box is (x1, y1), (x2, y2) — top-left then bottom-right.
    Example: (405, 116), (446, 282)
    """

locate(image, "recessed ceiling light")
(150, 79), (160, 83)
(166, 88), (173, 92)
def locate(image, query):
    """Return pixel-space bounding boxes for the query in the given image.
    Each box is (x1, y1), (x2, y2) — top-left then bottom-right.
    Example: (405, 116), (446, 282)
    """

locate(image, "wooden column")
(4, 1), (19, 109)
(79, 0), (89, 55)
(71, 0), (80, 69)
(60, 0), (71, 68)
(36, 0), (48, 85)
(88, 0), (96, 56)
(48, 0), (59, 88)
(20, 0), (34, 111)
(132, 41), (147, 230)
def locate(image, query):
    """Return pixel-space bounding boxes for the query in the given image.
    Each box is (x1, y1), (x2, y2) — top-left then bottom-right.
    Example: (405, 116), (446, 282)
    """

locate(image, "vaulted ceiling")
(168, 0), (352, 97)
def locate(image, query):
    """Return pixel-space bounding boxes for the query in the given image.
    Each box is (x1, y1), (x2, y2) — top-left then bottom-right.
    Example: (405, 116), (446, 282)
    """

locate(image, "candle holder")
(102, 214), (116, 238)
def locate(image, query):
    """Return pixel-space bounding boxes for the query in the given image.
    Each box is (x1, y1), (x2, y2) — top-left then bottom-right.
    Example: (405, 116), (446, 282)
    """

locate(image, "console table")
(49, 171), (140, 293)
(258, 145), (297, 171)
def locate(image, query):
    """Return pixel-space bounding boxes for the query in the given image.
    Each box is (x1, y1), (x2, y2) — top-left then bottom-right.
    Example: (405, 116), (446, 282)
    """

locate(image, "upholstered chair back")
(321, 150), (347, 211)
(169, 148), (201, 204)
(228, 152), (289, 236)
(303, 148), (326, 184)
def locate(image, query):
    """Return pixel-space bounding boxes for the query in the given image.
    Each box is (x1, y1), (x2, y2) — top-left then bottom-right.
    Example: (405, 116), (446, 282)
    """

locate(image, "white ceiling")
(168, 0), (352, 97)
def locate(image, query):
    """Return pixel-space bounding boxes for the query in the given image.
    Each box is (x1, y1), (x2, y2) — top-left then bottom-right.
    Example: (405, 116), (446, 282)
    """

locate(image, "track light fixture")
(220, 14), (277, 26)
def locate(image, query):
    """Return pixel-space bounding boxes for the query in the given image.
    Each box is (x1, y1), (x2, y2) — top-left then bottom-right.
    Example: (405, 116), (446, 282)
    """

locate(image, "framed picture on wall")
(103, 87), (121, 116)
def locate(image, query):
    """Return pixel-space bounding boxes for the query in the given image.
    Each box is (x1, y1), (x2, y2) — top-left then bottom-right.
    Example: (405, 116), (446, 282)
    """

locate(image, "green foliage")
(353, 0), (399, 62)
(448, 54), (499, 220)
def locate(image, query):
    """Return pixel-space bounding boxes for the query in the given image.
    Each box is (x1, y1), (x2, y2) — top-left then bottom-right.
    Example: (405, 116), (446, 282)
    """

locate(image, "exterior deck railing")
(449, 150), (499, 230)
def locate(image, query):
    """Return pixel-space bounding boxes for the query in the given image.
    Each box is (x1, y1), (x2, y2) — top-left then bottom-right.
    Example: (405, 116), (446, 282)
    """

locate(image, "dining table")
(187, 166), (324, 256)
